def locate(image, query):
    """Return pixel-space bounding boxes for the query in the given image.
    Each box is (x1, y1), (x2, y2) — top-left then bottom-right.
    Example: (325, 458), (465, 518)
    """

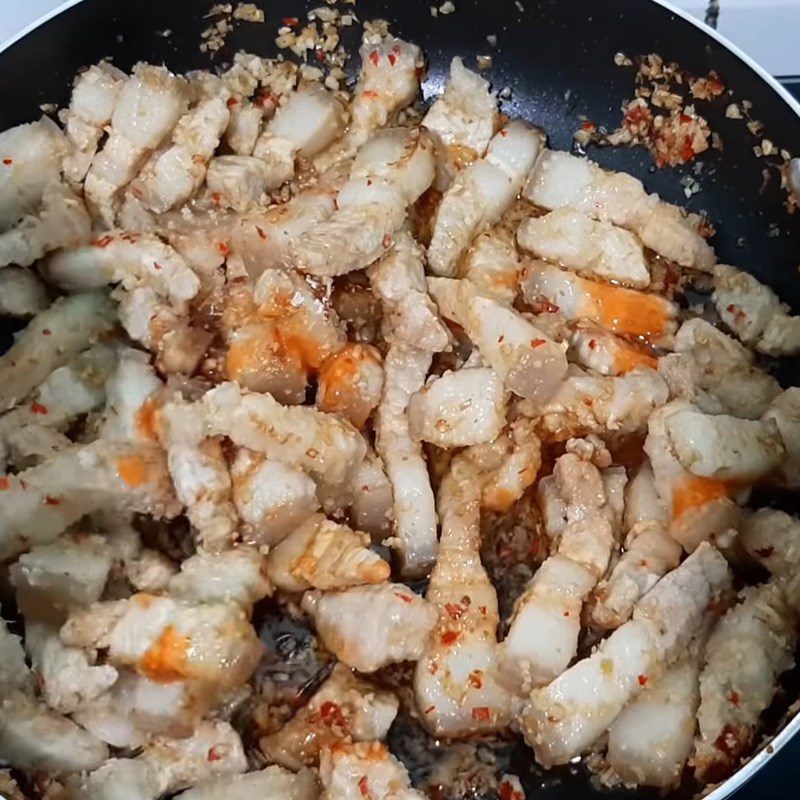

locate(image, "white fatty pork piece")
(591, 463), (681, 630)
(44, 232), (199, 310)
(85, 63), (189, 225)
(414, 455), (512, 737)
(461, 227), (522, 305)
(694, 580), (798, 782)
(566, 320), (658, 377)
(175, 767), (319, 800)
(408, 367), (507, 448)
(523, 149), (715, 271)
(260, 663), (399, 769)
(0, 439), (177, 561)
(0, 181), (91, 268)
(422, 56), (498, 188)
(266, 513), (390, 592)
(517, 207), (650, 289)
(292, 127), (435, 277)
(500, 451), (622, 692)
(130, 94), (230, 213)
(319, 741), (425, 800)
(740, 507), (800, 577)
(367, 230), (451, 352)
(205, 155), (272, 211)
(644, 401), (742, 552)
(528, 366), (669, 442)
(659, 318), (781, 419)
(302, 583), (437, 673)
(521, 543), (731, 766)
(231, 449), (320, 547)
(0, 117), (69, 230)
(24, 622), (118, 715)
(252, 83), (346, 188)
(763, 387), (800, 487)
(160, 381), (367, 496)
(229, 180), (338, 278)
(521, 260), (679, 347)
(61, 62), (127, 187)
(713, 264), (800, 356)
(316, 342), (384, 430)
(349, 449), (394, 541)
(76, 721), (247, 800)
(168, 547), (272, 608)
(429, 277), (568, 403)
(375, 344), (438, 578)
(10, 534), (113, 624)
(0, 266), (48, 316)
(606, 649), (701, 789)
(315, 36), (423, 171)
(60, 593), (263, 690)
(428, 121), (543, 277)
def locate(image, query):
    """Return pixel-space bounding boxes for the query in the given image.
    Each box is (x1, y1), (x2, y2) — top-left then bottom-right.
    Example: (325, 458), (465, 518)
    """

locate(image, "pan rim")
(0, 1), (797, 799)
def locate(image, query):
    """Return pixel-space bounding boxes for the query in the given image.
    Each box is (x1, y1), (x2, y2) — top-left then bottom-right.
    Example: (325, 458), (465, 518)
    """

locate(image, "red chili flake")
(282, 16), (299, 26)
(44, 496), (61, 506)
(440, 631), (460, 646)
(315, 49), (326, 64)
(423, 705), (436, 714)
(382, 233), (392, 248)
(444, 603), (463, 620)
(395, 592), (414, 603)
(212, 192), (222, 206)
(755, 546), (775, 558)
(625, 103), (650, 125)
(0, 477), (9, 490)
(460, 595), (471, 606)
(583, 398), (594, 407)
(392, 44), (401, 54)
(531, 338), (546, 348)
(581, 121), (596, 131)
(728, 690), (740, 706)
(588, 339), (598, 350)
(714, 723), (746, 759)
(226, 97), (239, 107)
(319, 700), (347, 728)
(638, 674), (648, 687)
(478, 605), (487, 616)
(388, 53), (398, 66)
(30, 401), (48, 415)
(499, 781), (523, 800)
(41, 328), (51, 336)
(153, 262), (162, 271)
(362, 90), (379, 98)
(94, 235), (114, 248)
(471, 706), (491, 722)
(498, 334), (505, 344)
(207, 746), (221, 762)
(358, 776), (369, 796)
(500, 129), (509, 137)
(428, 661), (439, 674)
(563, 610), (570, 617)
(540, 300), (560, 314)
(680, 112), (693, 124)
(255, 226), (267, 240)
(218, 242), (231, 256)
(468, 670), (483, 689)
(366, 179), (372, 186)
(638, 559), (649, 568)
(2, 158), (12, 166)
(369, 50), (380, 66)
(681, 135), (695, 162)
(707, 76), (725, 96)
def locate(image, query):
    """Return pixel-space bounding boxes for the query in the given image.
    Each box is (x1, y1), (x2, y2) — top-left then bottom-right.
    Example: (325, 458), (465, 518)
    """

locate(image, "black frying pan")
(1, 0), (799, 798)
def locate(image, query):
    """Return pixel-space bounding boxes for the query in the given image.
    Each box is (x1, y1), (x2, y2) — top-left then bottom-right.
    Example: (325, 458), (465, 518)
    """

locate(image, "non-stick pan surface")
(1, 0), (799, 798)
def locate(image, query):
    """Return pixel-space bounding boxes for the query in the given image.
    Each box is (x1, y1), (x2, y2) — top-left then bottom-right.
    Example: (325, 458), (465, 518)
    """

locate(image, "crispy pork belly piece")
(567, 321), (657, 377)
(408, 367), (507, 448)
(517, 208), (650, 289)
(739, 507), (800, 577)
(713, 264), (800, 356)
(0, 619), (32, 695)
(175, 767), (319, 800)
(260, 663), (398, 769)
(0, 290), (115, 411)
(316, 343), (384, 429)
(461, 227), (522, 305)
(302, 583), (437, 673)
(523, 149), (715, 271)
(521, 260), (678, 347)
(659, 318), (780, 419)
(0, 266), (48, 317)
(694, 580), (798, 782)
(315, 36), (423, 171)
(428, 121), (543, 277)
(606, 648), (701, 788)
(414, 455), (512, 737)
(375, 344), (438, 578)
(429, 276), (568, 402)
(84, 63), (189, 225)
(319, 741), (426, 800)
(266, 513), (390, 592)
(521, 543), (731, 766)
(763, 387), (800, 487)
